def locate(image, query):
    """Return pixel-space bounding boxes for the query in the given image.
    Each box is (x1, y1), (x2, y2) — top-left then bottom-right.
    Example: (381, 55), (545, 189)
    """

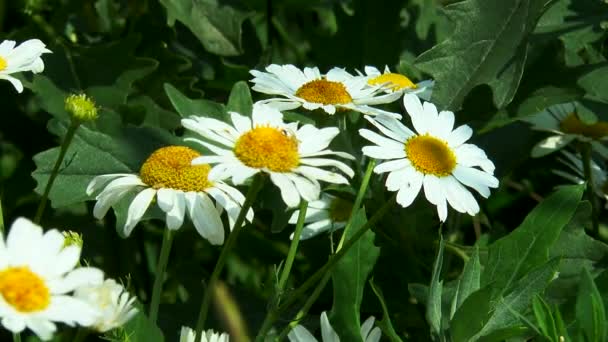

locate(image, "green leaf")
(415, 0), (546, 110)
(226, 81), (253, 116)
(427, 235), (445, 338)
(159, 0), (249, 56)
(329, 208), (381, 341)
(578, 65), (608, 103)
(532, 295), (559, 341)
(451, 259), (560, 342)
(370, 278), (405, 342)
(535, 0), (608, 66)
(576, 268), (607, 342)
(120, 307), (165, 342)
(164, 83), (226, 119)
(450, 246), (481, 319)
(482, 184), (584, 292)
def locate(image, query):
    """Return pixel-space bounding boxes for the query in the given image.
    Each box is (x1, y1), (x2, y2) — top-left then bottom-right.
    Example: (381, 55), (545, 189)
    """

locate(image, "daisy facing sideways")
(250, 64), (401, 116)
(359, 65), (434, 100)
(288, 193), (353, 240)
(180, 326), (229, 342)
(288, 312), (381, 342)
(522, 101), (608, 158)
(182, 103), (355, 208)
(0, 39), (51, 93)
(360, 94), (499, 221)
(0, 218), (103, 340)
(74, 279), (138, 333)
(554, 150), (608, 206)
(86, 145), (253, 245)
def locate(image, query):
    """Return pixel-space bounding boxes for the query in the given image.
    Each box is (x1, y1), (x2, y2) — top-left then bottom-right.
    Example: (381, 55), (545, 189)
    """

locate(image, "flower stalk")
(581, 142), (600, 238)
(194, 174), (265, 338)
(149, 228), (174, 324)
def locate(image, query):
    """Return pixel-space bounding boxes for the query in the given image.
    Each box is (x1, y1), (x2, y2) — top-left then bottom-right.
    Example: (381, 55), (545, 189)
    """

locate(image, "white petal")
(166, 191), (187, 230)
(531, 135), (573, 157)
(452, 165), (499, 198)
(362, 145), (406, 159)
(374, 159), (410, 173)
(395, 170), (424, 208)
(186, 192), (225, 245)
(123, 188), (156, 236)
(270, 173), (301, 207)
(299, 158), (354, 178)
(402, 94), (427, 134)
(320, 312), (340, 342)
(359, 129), (406, 151)
(447, 125), (473, 147)
(230, 111), (252, 133)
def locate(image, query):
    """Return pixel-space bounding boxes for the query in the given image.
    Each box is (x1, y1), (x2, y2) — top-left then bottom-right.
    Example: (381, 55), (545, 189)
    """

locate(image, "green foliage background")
(0, 0), (608, 341)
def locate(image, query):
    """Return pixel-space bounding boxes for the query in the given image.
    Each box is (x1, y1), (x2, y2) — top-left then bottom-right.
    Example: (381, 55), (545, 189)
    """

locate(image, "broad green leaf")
(329, 208), (380, 341)
(415, 0), (546, 110)
(427, 235), (445, 338)
(164, 83), (225, 119)
(452, 259), (560, 342)
(450, 246), (481, 319)
(482, 184), (584, 291)
(159, 0), (249, 56)
(514, 86), (582, 119)
(576, 268), (607, 342)
(226, 81), (253, 116)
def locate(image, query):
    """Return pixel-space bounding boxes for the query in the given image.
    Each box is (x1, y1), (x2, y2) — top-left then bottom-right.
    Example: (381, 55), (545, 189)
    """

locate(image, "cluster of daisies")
(0, 35), (506, 340)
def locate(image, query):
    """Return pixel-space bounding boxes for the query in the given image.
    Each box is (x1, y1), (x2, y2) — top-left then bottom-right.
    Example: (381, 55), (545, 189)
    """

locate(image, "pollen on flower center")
(234, 126), (300, 172)
(559, 113), (608, 139)
(405, 135), (456, 177)
(0, 267), (50, 312)
(0, 56), (7, 71)
(329, 197), (353, 222)
(139, 146), (212, 192)
(295, 79), (353, 105)
(368, 73), (417, 91)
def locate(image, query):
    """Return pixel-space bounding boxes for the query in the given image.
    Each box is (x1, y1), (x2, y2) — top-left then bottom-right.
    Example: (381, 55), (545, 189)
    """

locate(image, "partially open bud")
(65, 94), (98, 122)
(62, 231), (83, 249)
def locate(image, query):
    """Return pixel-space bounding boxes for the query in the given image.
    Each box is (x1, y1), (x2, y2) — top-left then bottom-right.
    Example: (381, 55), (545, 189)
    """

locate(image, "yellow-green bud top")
(62, 231), (83, 249)
(65, 94), (98, 122)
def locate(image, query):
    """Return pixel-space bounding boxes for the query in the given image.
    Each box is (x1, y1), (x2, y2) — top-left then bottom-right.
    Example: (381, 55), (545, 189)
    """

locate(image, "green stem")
(12, 333), (20, 342)
(0, 193), (4, 235)
(277, 200), (308, 293)
(149, 229), (174, 324)
(72, 327), (89, 342)
(195, 175), (265, 338)
(337, 159), (376, 250)
(257, 195), (397, 341)
(581, 143), (600, 238)
(34, 121), (80, 223)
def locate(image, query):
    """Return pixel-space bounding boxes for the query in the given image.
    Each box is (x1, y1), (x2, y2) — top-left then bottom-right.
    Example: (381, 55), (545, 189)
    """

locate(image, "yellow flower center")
(0, 267), (51, 312)
(295, 79), (353, 105)
(559, 113), (608, 139)
(405, 135), (456, 177)
(329, 197), (353, 222)
(368, 73), (417, 91)
(0, 56), (7, 71)
(233, 126), (300, 172)
(139, 146), (212, 192)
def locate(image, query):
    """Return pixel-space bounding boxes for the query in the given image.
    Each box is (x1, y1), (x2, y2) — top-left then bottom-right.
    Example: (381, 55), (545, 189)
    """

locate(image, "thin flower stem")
(12, 333), (20, 342)
(195, 175), (265, 338)
(72, 327), (89, 342)
(277, 200), (308, 293)
(34, 121), (80, 224)
(337, 159), (376, 250)
(0, 193), (4, 234)
(581, 142), (600, 238)
(256, 196), (396, 341)
(149, 229), (175, 324)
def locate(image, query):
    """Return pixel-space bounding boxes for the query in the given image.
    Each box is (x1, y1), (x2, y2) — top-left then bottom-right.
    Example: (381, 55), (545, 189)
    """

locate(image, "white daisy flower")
(250, 64), (401, 116)
(182, 103), (355, 208)
(86, 145), (253, 245)
(73, 278), (137, 332)
(522, 102), (608, 158)
(554, 150), (608, 205)
(288, 194), (352, 240)
(179, 326), (229, 342)
(0, 39), (51, 93)
(359, 65), (434, 100)
(360, 94), (499, 222)
(0, 217), (103, 340)
(288, 312), (381, 342)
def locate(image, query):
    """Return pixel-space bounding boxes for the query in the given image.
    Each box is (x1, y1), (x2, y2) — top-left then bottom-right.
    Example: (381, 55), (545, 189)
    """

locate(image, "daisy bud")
(62, 231), (83, 249)
(65, 93), (98, 122)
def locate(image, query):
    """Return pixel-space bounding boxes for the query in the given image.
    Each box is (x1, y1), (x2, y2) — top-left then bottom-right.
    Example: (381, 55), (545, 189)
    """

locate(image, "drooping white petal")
(123, 188), (156, 236)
